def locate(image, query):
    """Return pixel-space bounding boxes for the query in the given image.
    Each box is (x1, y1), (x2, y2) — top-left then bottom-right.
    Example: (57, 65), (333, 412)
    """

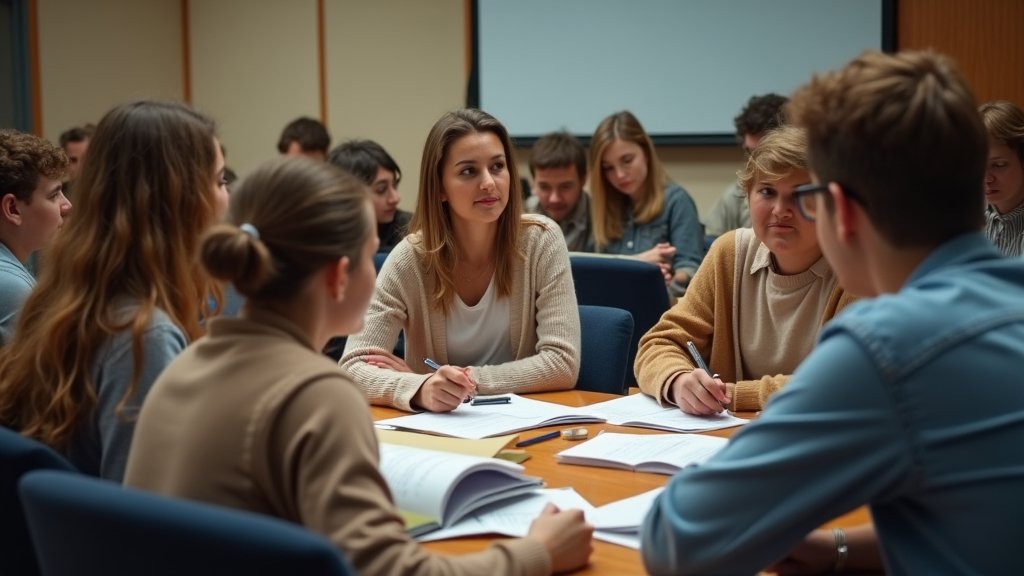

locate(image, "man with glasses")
(642, 50), (1024, 575)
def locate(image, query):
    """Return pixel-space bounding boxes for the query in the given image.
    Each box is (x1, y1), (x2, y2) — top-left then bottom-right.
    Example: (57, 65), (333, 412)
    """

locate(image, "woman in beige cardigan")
(340, 109), (580, 413)
(635, 126), (856, 415)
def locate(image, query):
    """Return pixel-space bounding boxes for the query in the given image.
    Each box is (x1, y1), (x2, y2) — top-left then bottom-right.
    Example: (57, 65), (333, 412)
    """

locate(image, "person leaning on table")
(634, 125), (856, 415)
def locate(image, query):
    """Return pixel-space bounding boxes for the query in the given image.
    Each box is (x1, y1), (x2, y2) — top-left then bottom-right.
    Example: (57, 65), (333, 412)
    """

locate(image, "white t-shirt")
(445, 274), (514, 367)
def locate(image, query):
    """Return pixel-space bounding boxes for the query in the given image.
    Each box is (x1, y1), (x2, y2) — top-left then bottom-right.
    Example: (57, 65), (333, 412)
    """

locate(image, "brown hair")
(0, 129), (68, 203)
(0, 101), (221, 450)
(529, 130), (587, 181)
(588, 111), (666, 248)
(407, 108), (530, 312)
(202, 157), (371, 301)
(787, 50), (986, 248)
(979, 100), (1024, 162)
(737, 126), (808, 194)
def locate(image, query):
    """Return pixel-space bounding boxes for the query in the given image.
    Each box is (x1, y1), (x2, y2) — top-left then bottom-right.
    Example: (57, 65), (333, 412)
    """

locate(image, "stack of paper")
(590, 487), (665, 550)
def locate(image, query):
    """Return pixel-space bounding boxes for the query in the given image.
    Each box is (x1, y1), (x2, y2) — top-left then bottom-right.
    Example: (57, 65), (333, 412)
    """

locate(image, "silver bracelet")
(832, 527), (849, 573)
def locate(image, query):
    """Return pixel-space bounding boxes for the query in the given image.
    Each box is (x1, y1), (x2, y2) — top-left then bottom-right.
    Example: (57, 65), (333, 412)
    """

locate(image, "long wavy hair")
(0, 100), (222, 450)
(588, 110), (667, 249)
(407, 108), (533, 312)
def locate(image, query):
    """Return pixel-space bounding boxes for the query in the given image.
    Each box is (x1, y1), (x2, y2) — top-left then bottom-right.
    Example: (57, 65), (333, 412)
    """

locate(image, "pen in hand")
(423, 358), (476, 403)
(685, 341), (729, 411)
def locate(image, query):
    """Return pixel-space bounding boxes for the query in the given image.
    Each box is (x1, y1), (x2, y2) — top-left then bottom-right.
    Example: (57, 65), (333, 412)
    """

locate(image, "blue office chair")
(569, 255), (671, 388)
(577, 305), (634, 395)
(19, 470), (354, 576)
(0, 426), (77, 576)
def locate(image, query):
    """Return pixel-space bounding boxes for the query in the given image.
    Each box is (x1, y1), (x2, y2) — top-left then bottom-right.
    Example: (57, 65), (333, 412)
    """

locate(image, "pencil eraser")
(561, 427), (588, 441)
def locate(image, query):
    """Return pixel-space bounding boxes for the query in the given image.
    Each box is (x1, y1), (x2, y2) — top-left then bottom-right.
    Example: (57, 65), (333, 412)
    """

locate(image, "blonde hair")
(407, 108), (534, 312)
(201, 157), (371, 301)
(588, 111), (666, 248)
(0, 101), (221, 450)
(737, 126), (808, 194)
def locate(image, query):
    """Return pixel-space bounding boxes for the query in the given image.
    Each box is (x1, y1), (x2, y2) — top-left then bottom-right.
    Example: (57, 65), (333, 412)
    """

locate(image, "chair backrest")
(19, 470), (354, 576)
(577, 305), (634, 395)
(569, 255), (671, 387)
(0, 427), (76, 576)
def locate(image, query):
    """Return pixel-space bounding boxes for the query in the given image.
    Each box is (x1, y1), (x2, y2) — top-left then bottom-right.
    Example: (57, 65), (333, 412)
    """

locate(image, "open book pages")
(555, 432), (727, 475)
(417, 487), (594, 542)
(375, 394), (605, 439)
(590, 487), (665, 550)
(585, 392), (748, 433)
(379, 443), (543, 537)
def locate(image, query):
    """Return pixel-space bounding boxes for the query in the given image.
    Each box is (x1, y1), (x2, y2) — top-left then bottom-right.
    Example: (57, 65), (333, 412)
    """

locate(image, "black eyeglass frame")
(792, 182), (867, 222)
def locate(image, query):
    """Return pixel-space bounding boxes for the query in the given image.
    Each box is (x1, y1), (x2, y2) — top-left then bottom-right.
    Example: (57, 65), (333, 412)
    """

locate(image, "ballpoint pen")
(514, 430), (560, 448)
(423, 358), (475, 403)
(685, 341), (729, 411)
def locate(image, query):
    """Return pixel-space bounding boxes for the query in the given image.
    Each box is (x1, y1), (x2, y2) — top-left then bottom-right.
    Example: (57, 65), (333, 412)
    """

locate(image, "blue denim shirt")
(643, 232), (1024, 575)
(601, 182), (704, 279)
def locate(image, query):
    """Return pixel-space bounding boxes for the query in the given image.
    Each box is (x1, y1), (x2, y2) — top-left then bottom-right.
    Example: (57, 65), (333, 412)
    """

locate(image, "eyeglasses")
(792, 182), (867, 222)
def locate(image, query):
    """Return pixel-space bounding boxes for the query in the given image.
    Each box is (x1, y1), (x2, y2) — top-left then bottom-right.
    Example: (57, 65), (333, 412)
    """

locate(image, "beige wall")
(37, 0), (183, 142)
(34, 0), (740, 215)
(190, 0), (320, 178)
(324, 0), (466, 209)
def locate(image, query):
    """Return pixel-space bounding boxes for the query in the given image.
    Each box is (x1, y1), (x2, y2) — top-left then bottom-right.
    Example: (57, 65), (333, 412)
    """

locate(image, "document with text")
(376, 394), (605, 439)
(586, 393), (748, 433)
(556, 432), (727, 474)
(590, 487), (665, 550)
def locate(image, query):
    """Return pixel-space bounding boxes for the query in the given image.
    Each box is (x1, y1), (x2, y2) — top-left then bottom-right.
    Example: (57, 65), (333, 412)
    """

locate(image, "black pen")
(685, 341), (728, 411)
(514, 430), (560, 448)
(423, 358), (475, 403)
(471, 395), (511, 406)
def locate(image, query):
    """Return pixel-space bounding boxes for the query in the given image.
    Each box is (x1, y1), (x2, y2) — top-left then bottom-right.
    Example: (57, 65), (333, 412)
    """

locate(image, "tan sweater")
(636, 229), (856, 411)
(124, 309), (549, 576)
(341, 214), (581, 411)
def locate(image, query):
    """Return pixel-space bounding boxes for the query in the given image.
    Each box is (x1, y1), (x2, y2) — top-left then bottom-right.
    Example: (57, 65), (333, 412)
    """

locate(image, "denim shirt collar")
(904, 232), (1001, 287)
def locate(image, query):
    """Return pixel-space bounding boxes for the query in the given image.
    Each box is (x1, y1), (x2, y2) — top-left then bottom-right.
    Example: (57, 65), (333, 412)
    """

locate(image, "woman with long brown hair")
(0, 100), (228, 481)
(340, 108), (581, 412)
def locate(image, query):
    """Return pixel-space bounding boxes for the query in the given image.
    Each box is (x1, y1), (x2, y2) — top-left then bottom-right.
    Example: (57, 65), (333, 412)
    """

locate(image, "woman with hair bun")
(125, 156), (593, 576)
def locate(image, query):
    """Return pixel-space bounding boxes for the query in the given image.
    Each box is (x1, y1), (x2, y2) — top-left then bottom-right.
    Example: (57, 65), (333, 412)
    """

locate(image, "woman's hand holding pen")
(412, 364), (477, 412)
(668, 369), (733, 416)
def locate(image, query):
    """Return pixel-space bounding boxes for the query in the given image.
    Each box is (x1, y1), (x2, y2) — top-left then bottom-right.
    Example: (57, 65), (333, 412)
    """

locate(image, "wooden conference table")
(370, 389), (869, 575)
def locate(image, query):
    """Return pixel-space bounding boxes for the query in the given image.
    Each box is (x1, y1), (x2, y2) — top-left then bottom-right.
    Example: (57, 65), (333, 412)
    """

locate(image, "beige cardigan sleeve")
(269, 376), (551, 576)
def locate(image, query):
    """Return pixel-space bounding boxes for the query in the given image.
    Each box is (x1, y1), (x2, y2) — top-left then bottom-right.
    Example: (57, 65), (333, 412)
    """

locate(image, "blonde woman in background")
(589, 110), (705, 296)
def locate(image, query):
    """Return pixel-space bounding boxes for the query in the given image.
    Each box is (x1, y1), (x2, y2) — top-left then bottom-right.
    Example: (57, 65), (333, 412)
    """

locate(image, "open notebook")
(555, 432), (727, 475)
(378, 443), (542, 537)
(586, 392), (748, 433)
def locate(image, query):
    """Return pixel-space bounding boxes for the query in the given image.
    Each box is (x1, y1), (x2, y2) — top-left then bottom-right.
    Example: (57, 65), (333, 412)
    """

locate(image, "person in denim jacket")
(642, 50), (1024, 575)
(589, 111), (704, 296)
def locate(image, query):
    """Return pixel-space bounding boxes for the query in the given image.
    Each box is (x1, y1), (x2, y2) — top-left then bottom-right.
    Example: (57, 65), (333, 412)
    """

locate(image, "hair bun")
(200, 223), (274, 297)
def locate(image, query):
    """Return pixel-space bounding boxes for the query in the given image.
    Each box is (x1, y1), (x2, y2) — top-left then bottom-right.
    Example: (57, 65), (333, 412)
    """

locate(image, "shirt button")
(627, 241), (634, 249)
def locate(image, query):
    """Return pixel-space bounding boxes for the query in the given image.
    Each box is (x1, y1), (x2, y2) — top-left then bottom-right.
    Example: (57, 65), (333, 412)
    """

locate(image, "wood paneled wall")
(898, 0), (1024, 105)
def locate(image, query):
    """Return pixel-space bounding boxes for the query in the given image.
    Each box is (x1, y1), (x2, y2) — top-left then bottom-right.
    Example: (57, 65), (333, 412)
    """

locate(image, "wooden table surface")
(372, 389), (869, 575)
